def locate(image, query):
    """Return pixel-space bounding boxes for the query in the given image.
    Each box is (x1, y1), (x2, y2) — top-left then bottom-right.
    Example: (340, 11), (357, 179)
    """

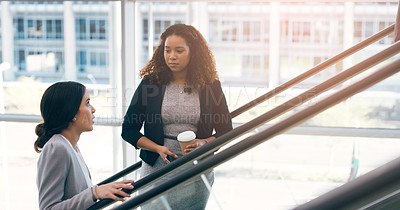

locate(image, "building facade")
(0, 1), (398, 87)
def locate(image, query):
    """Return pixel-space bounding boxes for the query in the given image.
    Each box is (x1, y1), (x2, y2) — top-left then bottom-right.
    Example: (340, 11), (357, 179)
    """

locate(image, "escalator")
(89, 24), (400, 210)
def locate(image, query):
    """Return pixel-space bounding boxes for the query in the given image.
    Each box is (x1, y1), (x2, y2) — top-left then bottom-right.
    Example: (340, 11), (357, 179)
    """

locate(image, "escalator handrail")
(97, 161), (142, 186)
(112, 56), (400, 210)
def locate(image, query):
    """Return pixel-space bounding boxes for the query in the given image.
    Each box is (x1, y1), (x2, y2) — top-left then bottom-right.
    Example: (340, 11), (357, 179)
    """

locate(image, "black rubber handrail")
(93, 23), (395, 188)
(97, 161), (142, 186)
(89, 36), (400, 210)
(112, 55), (400, 210)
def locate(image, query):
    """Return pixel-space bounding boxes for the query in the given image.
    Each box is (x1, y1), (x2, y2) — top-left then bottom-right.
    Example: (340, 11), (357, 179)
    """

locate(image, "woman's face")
(164, 34), (190, 73)
(73, 90), (96, 132)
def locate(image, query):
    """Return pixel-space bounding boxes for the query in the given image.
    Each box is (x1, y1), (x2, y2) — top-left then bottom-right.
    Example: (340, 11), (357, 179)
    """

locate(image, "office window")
(76, 18), (108, 41)
(286, 20), (313, 43)
(77, 50), (87, 72)
(76, 18), (86, 40)
(280, 55), (313, 81)
(303, 22), (311, 43)
(46, 19), (64, 39)
(242, 21), (262, 42)
(243, 21), (250, 42)
(292, 21), (300, 43)
(14, 49), (63, 72)
(354, 19), (391, 45)
(263, 20), (269, 42)
(242, 55), (268, 77)
(209, 20), (218, 42)
(90, 52), (97, 66)
(143, 19), (148, 41)
(365, 21), (374, 37)
(264, 55), (269, 71)
(154, 20), (178, 42)
(99, 52), (106, 66)
(253, 56), (260, 69)
(215, 20), (239, 42)
(231, 21), (238, 41)
(27, 20), (34, 38)
(77, 50), (108, 73)
(254, 22), (261, 42)
(99, 20), (106, 39)
(15, 18), (24, 39)
(210, 19), (267, 43)
(379, 21), (386, 44)
(28, 19), (43, 39)
(378, 20), (394, 45)
(30, 50), (64, 72)
(315, 20), (336, 44)
(14, 18), (63, 40)
(282, 19), (342, 45)
(90, 20), (96, 39)
(281, 20), (289, 43)
(46, 20), (52, 38)
(142, 18), (184, 43)
(14, 50), (26, 71)
(56, 20), (63, 39)
(154, 20), (161, 39)
(354, 21), (363, 42)
(55, 51), (64, 70)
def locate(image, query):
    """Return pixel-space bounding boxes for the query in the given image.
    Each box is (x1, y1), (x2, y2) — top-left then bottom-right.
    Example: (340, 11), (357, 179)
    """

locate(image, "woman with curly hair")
(122, 23), (232, 209)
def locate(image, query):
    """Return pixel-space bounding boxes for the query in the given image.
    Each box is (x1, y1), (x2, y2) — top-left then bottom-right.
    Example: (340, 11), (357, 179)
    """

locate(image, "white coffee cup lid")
(177, 131), (196, 142)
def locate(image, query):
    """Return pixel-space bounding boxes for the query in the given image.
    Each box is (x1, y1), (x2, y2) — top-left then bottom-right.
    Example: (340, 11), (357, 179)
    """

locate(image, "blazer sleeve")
(121, 79), (146, 149)
(211, 80), (233, 138)
(37, 142), (94, 210)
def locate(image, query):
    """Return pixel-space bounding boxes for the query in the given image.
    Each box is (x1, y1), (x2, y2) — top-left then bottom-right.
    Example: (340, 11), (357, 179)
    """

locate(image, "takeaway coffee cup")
(177, 131), (196, 155)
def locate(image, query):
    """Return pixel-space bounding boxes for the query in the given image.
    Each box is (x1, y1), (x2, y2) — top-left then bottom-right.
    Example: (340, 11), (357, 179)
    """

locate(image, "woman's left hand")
(184, 137), (215, 154)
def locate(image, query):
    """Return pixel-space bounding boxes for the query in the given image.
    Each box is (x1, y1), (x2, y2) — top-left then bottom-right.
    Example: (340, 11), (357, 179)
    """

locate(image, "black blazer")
(121, 79), (233, 166)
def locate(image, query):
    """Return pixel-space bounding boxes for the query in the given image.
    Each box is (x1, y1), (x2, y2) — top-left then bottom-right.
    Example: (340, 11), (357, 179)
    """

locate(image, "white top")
(60, 134), (93, 188)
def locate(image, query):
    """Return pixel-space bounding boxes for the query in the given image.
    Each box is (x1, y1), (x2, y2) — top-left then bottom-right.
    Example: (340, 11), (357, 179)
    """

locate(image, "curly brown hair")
(139, 23), (218, 89)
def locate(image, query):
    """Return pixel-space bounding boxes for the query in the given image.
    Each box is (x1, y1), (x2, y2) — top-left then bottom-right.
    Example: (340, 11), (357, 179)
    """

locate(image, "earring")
(73, 118), (76, 121)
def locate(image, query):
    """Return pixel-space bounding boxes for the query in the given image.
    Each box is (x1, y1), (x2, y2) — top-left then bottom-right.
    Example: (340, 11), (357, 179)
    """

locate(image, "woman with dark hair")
(122, 24), (232, 209)
(35, 81), (134, 210)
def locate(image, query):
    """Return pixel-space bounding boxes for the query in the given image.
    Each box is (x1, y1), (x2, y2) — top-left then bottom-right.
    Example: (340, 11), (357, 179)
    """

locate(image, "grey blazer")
(36, 134), (96, 210)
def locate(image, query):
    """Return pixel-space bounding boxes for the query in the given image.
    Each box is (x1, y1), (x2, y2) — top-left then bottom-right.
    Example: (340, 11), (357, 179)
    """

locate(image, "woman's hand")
(184, 138), (214, 154)
(157, 146), (178, 164)
(95, 180), (134, 202)
(137, 137), (177, 164)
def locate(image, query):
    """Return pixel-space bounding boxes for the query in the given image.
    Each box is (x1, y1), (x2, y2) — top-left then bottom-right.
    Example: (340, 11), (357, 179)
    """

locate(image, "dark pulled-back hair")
(34, 81), (85, 153)
(139, 23), (218, 89)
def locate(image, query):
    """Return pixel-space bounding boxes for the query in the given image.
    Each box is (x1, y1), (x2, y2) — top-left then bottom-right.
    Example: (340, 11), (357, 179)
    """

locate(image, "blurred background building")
(1, 2), (398, 87)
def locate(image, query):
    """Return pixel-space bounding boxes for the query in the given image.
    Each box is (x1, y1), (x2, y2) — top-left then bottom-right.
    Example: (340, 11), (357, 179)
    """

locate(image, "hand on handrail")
(95, 180), (134, 202)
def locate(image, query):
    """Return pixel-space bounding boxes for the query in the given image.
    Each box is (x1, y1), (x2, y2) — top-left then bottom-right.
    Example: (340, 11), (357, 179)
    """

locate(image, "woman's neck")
(172, 71), (187, 85)
(60, 130), (80, 152)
